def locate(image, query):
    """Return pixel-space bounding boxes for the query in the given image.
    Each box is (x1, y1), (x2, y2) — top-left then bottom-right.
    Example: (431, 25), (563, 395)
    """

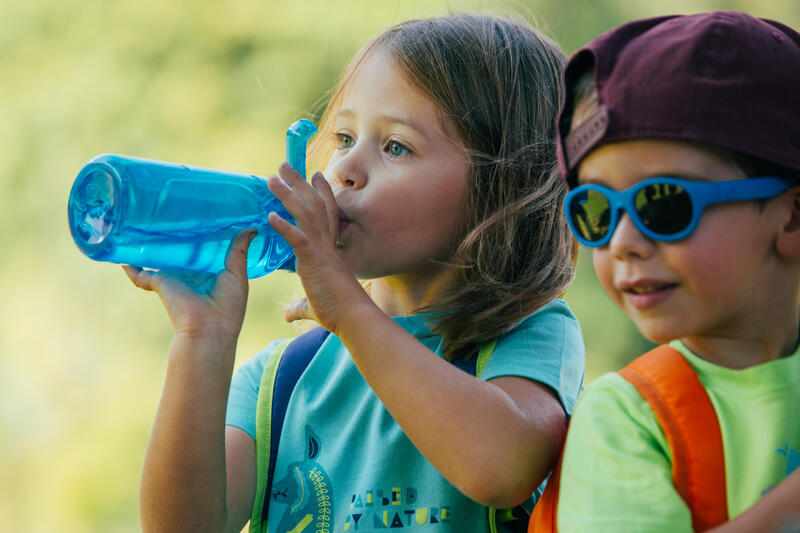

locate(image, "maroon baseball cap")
(558, 11), (800, 188)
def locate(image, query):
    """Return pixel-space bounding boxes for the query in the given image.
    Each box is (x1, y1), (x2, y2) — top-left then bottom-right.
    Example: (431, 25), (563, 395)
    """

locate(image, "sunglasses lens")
(568, 189), (611, 243)
(634, 183), (693, 235)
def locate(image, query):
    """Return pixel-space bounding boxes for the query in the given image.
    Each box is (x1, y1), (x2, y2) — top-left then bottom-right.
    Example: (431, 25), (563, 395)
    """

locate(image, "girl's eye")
(386, 140), (411, 157)
(336, 133), (354, 149)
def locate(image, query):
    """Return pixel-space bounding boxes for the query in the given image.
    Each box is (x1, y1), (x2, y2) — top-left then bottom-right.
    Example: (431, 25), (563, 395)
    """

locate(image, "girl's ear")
(775, 186), (800, 259)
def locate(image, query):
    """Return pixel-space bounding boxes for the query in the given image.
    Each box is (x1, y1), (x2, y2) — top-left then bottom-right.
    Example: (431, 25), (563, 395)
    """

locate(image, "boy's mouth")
(625, 283), (676, 294)
(619, 279), (678, 309)
(619, 279), (677, 293)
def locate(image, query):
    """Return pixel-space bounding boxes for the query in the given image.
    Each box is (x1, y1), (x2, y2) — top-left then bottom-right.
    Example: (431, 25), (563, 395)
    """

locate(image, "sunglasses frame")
(565, 176), (797, 247)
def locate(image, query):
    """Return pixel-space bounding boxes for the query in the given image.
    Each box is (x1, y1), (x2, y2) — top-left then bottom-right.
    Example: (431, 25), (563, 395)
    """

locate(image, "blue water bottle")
(68, 119), (317, 278)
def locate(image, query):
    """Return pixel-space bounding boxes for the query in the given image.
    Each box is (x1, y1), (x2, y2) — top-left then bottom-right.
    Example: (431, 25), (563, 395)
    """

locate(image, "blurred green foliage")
(1, 0), (796, 530)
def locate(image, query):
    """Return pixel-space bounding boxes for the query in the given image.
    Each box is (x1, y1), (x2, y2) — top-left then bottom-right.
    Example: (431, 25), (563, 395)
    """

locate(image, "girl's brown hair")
(310, 13), (576, 360)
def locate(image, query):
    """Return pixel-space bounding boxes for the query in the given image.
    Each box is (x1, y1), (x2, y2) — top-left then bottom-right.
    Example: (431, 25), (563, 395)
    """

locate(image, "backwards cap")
(558, 11), (800, 188)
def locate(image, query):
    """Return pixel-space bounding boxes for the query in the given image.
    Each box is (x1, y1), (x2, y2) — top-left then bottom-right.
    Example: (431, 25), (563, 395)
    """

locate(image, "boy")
(536, 11), (800, 533)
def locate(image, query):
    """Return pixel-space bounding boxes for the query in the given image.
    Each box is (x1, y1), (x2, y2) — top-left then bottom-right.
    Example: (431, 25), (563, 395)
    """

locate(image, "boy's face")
(578, 139), (785, 348)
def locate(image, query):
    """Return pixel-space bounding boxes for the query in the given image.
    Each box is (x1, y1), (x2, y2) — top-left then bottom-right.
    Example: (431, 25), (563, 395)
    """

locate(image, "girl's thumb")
(224, 228), (258, 280)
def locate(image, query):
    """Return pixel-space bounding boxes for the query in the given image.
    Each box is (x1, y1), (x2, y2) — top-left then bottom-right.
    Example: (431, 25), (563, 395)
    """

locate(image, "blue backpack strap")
(450, 338), (497, 377)
(250, 326), (330, 533)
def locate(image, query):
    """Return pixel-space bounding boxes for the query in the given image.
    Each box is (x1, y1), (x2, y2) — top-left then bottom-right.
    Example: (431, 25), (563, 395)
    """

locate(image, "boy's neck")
(681, 327), (800, 369)
(679, 271), (800, 369)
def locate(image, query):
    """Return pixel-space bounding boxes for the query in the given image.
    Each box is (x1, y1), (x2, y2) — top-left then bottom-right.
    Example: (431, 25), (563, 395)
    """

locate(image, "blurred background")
(1, 0), (797, 530)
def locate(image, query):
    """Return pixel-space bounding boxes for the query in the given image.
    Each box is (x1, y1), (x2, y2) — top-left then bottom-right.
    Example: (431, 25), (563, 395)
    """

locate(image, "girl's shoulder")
(235, 338), (288, 384)
(227, 339), (293, 439)
(497, 299), (584, 363)
(506, 299), (581, 338)
(487, 298), (586, 414)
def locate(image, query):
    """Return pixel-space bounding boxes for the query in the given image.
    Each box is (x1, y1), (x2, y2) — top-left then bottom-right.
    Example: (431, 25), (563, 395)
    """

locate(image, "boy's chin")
(629, 318), (682, 345)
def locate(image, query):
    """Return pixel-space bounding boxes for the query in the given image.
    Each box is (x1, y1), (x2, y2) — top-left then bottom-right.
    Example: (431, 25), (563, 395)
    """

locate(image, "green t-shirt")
(557, 340), (800, 532)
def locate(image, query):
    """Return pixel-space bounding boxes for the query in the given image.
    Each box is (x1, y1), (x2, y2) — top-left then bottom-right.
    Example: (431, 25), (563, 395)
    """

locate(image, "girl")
(126, 13), (585, 533)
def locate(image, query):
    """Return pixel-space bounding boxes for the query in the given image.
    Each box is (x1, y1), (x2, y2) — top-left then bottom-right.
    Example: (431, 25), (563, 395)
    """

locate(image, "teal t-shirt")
(556, 340), (800, 532)
(227, 299), (585, 532)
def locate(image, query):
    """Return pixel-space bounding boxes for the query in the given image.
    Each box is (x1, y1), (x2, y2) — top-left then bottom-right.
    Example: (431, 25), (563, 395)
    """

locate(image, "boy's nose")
(329, 147), (368, 190)
(608, 212), (655, 260)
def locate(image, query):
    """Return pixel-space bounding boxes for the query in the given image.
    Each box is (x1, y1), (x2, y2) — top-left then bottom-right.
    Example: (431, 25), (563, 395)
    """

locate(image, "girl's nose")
(608, 212), (656, 260)
(329, 145), (368, 190)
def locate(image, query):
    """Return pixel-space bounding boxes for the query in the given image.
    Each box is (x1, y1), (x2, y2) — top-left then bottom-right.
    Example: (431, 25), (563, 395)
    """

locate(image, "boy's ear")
(775, 186), (800, 259)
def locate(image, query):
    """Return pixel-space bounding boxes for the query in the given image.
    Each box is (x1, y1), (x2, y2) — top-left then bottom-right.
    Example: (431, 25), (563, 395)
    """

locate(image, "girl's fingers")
(267, 174), (316, 230)
(268, 212), (310, 252)
(277, 162), (323, 210)
(285, 297), (314, 323)
(267, 174), (298, 208)
(311, 171), (340, 240)
(273, 164), (334, 238)
(277, 160), (304, 184)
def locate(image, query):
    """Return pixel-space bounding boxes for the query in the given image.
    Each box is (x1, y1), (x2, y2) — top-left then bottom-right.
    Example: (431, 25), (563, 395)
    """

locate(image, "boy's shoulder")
(564, 355), (686, 474)
(570, 341), (725, 455)
(564, 343), (736, 530)
(562, 370), (675, 504)
(559, 345), (724, 531)
(573, 371), (661, 426)
(571, 343), (697, 444)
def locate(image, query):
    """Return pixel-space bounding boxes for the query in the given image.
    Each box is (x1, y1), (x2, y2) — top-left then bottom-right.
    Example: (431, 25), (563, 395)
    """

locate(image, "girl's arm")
(336, 307), (567, 508)
(267, 165), (568, 509)
(127, 230), (257, 533)
(708, 470), (800, 533)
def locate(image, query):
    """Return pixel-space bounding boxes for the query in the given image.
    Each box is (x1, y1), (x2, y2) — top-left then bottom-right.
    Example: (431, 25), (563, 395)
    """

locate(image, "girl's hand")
(123, 229), (257, 349)
(267, 162), (372, 333)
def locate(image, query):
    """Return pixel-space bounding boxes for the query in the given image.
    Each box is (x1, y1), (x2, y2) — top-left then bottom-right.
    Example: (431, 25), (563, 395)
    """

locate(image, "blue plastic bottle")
(68, 119), (317, 278)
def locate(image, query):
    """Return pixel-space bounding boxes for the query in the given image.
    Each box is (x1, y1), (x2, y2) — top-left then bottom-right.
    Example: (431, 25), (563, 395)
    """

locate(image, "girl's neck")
(369, 271), (451, 317)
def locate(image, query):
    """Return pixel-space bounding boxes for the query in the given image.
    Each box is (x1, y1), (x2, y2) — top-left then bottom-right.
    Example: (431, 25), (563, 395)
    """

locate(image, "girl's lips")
(337, 213), (352, 247)
(618, 280), (679, 310)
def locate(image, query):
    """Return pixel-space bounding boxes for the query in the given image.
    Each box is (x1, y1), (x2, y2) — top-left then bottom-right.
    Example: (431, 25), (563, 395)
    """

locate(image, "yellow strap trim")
(476, 338), (497, 378)
(250, 339), (292, 533)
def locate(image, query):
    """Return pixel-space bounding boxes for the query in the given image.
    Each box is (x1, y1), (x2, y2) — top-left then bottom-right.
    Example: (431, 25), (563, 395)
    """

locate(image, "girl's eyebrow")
(335, 108), (432, 141)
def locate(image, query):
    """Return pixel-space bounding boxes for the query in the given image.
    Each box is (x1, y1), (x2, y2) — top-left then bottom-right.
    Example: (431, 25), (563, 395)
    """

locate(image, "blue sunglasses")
(565, 176), (796, 247)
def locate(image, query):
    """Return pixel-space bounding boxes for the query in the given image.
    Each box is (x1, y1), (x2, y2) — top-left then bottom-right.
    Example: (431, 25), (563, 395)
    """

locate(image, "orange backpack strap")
(619, 344), (728, 531)
(527, 448), (563, 532)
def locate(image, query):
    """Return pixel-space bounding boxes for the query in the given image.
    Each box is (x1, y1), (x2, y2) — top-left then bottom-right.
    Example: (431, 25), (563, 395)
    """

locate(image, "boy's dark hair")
(311, 14), (574, 360)
(557, 11), (800, 189)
